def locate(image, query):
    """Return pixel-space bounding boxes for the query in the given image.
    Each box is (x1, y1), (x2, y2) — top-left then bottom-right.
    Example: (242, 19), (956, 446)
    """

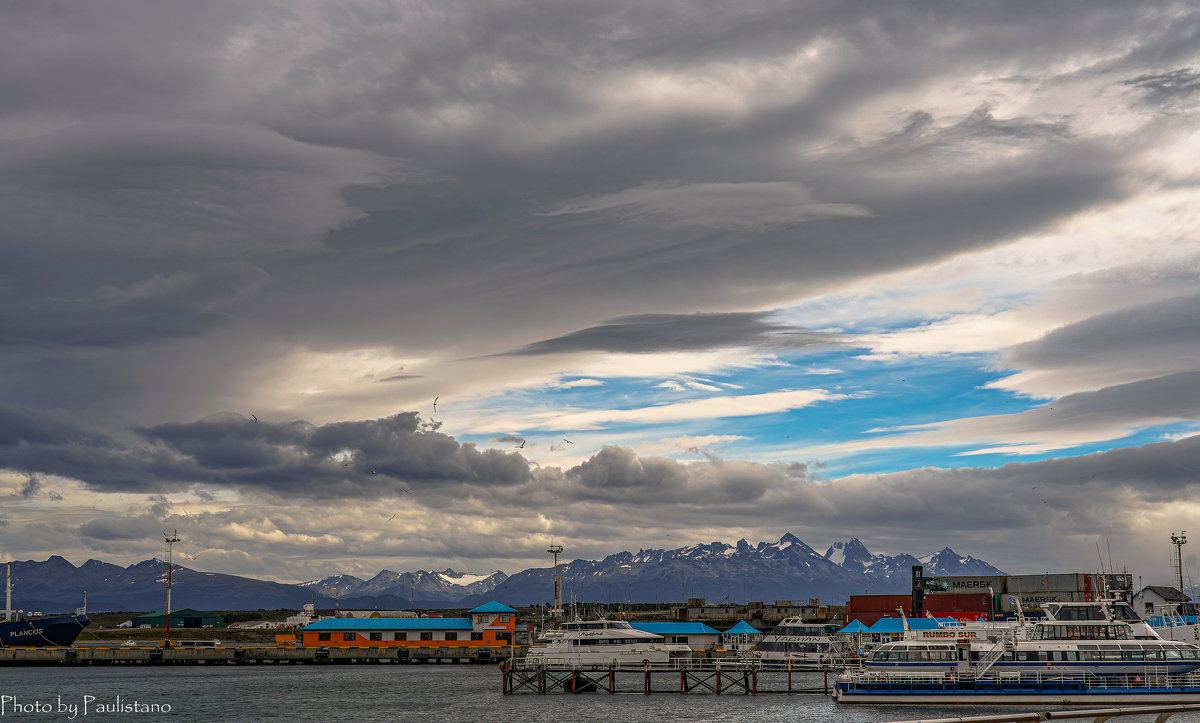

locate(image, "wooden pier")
(500, 660), (835, 695)
(0, 645), (520, 666)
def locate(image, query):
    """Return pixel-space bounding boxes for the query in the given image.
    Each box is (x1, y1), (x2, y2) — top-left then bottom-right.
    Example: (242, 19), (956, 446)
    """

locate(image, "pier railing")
(501, 657), (838, 695)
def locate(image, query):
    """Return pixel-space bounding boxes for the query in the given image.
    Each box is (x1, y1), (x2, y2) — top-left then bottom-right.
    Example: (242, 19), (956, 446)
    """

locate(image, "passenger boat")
(833, 597), (1200, 704)
(1, 564), (90, 648)
(750, 617), (850, 668)
(522, 618), (692, 669)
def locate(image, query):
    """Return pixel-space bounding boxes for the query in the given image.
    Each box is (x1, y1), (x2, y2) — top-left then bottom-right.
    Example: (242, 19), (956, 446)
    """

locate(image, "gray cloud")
(0, 407), (531, 500)
(1010, 292), (1200, 374)
(508, 312), (831, 355)
(1125, 66), (1200, 108)
(0, 263), (270, 349)
(17, 474), (41, 499)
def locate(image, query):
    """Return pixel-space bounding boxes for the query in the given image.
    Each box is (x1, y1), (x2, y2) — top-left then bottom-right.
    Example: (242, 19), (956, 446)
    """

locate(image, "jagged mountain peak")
(825, 538), (874, 571)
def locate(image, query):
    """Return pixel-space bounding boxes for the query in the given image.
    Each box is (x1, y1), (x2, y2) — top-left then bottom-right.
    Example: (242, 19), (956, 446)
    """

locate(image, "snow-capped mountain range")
(9, 534), (1003, 612)
(298, 568), (509, 608)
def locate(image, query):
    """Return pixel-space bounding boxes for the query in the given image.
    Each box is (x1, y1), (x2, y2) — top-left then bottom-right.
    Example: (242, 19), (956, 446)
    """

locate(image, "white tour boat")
(750, 617), (853, 667)
(853, 597), (1200, 679)
(522, 619), (692, 669)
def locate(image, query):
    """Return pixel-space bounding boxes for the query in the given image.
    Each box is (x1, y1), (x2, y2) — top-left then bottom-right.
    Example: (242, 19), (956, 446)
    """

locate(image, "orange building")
(299, 601), (517, 648)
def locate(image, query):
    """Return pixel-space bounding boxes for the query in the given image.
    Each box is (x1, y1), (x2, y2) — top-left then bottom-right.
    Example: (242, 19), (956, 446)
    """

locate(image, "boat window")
(342, 633), (356, 641)
(871, 650), (887, 661)
(394, 632), (407, 641)
(1165, 649), (1183, 659)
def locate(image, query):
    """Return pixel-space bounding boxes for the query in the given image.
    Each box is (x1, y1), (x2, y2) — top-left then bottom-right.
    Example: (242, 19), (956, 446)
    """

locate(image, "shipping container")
(924, 592), (991, 613)
(845, 611), (894, 627)
(1006, 573), (1085, 593)
(938, 576), (1007, 594)
(926, 611), (989, 623)
(997, 590), (1089, 613)
(847, 594), (911, 614)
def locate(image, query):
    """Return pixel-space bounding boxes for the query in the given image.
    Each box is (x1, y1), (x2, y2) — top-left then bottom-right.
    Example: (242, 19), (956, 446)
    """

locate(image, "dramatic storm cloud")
(1, 0), (1199, 587)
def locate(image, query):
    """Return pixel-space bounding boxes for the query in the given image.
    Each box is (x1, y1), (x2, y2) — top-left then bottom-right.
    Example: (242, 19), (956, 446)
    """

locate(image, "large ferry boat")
(833, 597), (1200, 704)
(0, 564), (89, 648)
(750, 617), (850, 668)
(522, 619), (692, 669)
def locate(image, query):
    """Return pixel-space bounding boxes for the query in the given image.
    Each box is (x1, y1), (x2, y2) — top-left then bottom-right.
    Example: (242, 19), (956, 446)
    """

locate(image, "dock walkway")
(501, 659), (836, 695)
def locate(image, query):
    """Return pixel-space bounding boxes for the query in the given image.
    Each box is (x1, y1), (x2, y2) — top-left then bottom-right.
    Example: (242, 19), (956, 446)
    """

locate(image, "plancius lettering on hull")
(9, 629), (45, 637)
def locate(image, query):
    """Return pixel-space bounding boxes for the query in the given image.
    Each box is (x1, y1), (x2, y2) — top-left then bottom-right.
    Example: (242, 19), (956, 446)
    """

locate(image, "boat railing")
(970, 636), (1013, 677)
(838, 666), (1200, 691)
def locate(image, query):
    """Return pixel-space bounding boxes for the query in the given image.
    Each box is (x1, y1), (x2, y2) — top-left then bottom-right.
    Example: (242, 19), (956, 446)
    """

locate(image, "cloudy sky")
(3, 0), (1200, 591)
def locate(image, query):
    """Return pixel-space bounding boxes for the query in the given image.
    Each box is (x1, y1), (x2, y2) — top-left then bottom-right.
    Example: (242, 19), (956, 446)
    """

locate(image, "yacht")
(522, 619), (692, 669)
(750, 617), (848, 667)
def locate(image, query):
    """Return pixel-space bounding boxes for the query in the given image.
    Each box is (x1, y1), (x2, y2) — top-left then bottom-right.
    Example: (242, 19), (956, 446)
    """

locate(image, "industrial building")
(299, 601), (517, 648)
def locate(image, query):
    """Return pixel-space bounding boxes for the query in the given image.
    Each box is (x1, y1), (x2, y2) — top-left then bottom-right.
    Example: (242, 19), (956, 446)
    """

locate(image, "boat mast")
(5, 564), (11, 622)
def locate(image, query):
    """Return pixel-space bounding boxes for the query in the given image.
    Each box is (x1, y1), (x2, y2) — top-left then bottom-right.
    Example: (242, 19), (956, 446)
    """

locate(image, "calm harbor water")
(1, 666), (1199, 722)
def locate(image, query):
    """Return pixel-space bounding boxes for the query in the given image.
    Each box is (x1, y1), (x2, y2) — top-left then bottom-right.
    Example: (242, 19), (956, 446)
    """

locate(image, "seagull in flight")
(563, 439), (573, 444)
(517, 440), (526, 449)
(370, 468), (378, 475)
(433, 396), (439, 412)
(387, 513), (397, 521)
(251, 414), (258, 423)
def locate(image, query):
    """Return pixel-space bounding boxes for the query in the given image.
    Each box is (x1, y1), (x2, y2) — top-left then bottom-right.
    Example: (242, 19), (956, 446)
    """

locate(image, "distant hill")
(4, 534), (1003, 612)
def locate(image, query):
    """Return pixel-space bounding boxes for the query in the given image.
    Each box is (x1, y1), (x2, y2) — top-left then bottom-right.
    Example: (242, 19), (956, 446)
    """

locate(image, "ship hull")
(0, 615), (89, 647)
(834, 671), (1200, 705)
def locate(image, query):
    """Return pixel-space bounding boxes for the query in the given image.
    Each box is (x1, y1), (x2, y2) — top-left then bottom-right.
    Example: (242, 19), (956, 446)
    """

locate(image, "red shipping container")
(847, 594), (911, 614)
(924, 592), (991, 613)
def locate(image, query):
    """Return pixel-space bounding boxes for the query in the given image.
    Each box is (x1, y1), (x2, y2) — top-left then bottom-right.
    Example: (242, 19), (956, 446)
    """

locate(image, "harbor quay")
(0, 643), (522, 666)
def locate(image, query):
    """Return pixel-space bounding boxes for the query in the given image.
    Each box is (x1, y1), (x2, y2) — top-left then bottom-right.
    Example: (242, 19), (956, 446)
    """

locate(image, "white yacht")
(751, 617), (849, 666)
(522, 619), (692, 669)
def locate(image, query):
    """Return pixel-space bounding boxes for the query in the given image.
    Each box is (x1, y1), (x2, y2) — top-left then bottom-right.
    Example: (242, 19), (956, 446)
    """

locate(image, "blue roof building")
(723, 620), (763, 636)
(630, 621), (723, 650)
(299, 600), (517, 648)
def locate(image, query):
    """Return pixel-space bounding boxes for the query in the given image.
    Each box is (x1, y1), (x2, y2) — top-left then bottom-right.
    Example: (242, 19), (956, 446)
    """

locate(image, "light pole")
(1172, 532), (1188, 607)
(163, 530), (180, 648)
(547, 545), (563, 629)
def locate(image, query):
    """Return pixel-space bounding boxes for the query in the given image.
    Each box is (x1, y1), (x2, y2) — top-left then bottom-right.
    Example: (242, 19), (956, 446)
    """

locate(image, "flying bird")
(563, 439), (573, 444)
(251, 414), (258, 423)
(387, 513), (397, 521)
(517, 440), (526, 449)
(370, 468), (378, 475)
(433, 396), (439, 412)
